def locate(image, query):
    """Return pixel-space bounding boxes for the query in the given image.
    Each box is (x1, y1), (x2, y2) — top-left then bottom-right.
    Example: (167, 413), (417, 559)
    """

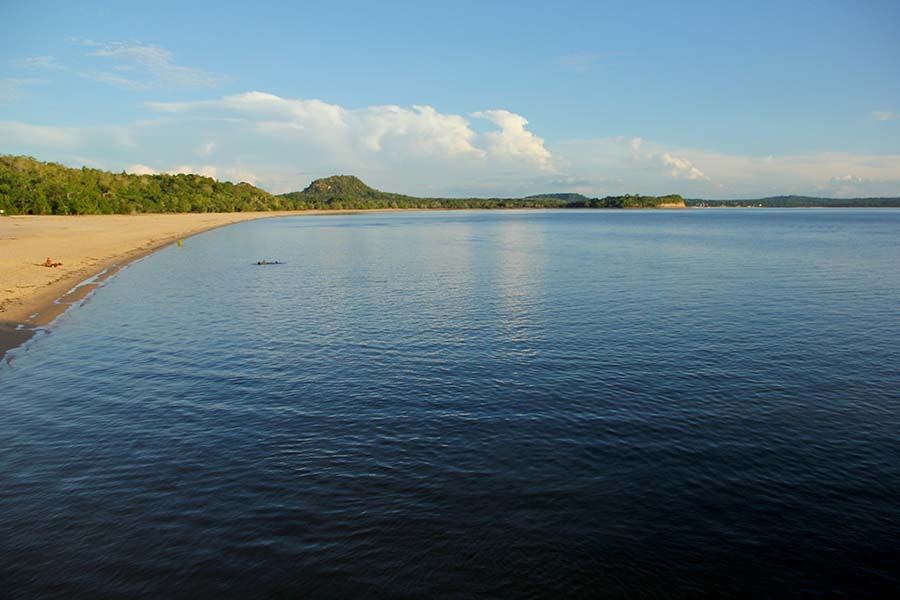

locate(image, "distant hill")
(280, 177), (685, 210)
(687, 195), (900, 207)
(302, 175), (384, 198)
(280, 174), (418, 208)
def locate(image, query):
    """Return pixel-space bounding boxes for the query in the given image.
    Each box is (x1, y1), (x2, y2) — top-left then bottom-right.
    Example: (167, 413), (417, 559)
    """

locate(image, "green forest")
(0, 155), (281, 215)
(14, 154), (898, 214)
(0, 156), (689, 214)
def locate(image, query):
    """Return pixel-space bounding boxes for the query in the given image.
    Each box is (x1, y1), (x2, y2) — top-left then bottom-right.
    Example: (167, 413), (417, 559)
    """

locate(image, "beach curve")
(0, 211), (319, 363)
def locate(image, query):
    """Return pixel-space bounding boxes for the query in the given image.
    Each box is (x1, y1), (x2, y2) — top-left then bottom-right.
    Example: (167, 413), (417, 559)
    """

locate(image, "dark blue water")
(2, 209), (899, 598)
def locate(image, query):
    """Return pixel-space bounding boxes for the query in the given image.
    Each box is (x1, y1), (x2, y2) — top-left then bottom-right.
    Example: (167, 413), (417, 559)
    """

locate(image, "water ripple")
(1, 209), (899, 598)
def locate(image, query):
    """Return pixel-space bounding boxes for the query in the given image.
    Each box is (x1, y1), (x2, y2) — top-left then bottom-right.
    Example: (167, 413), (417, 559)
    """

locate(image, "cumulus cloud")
(629, 137), (643, 157)
(148, 92), (550, 167)
(170, 164), (218, 178)
(126, 163), (157, 175)
(871, 110), (897, 121)
(123, 163), (258, 185)
(220, 167), (259, 185)
(660, 153), (709, 180)
(624, 136), (709, 180)
(471, 110), (552, 167)
(169, 165), (258, 185)
(356, 104), (481, 157)
(5, 89), (900, 198)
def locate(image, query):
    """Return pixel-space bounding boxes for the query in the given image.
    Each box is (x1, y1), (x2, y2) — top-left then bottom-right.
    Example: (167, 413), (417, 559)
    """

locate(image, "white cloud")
(471, 109), (552, 167)
(831, 174), (863, 183)
(555, 137), (900, 197)
(124, 163), (257, 185)
(0, 120), (80, 146)
(5, 89), (900, 198)
(170, 164), (218, 178)
(12, 56), (62, 70)
(81, 70), (148, 90)
(11, 43), (223, 91)
(126, 163), (157, 175)
(872, 110), (897, 122)
(0, 119), (137, 155)
(356, 104), (482, 157)
(81, 40), (224, 88)
(148, 92), (549, 167)
(623, 136), (709, 181)
(660, 152), (709, 180)
(629, 137), (643, 157)
(220, 166), (259, 185)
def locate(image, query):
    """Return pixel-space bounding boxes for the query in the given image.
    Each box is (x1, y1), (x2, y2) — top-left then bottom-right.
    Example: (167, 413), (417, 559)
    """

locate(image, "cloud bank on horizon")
(2, 21), (899, 199)
(3, 86), (899, 198)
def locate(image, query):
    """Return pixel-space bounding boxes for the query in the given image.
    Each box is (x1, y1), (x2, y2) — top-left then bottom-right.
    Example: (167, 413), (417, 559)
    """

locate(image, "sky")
(1, 0), (899, 198)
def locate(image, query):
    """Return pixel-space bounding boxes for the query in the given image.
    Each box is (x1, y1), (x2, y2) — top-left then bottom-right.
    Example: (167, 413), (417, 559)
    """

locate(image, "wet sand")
(0, 211), (349, 362)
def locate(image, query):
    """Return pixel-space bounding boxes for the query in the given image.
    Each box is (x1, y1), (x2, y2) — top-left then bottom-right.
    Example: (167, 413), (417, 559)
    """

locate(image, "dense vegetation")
(686, 195), (900, 207)
(279, 175), (577, 210)
(281, 176), (687, 209)
(0, 155), (281, 215)
(0, 154), (726, 215)
(4, 155), (897, 215)
(568, 194), (686, 208)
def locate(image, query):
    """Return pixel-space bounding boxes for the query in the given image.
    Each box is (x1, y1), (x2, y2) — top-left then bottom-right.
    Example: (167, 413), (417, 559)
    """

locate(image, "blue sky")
(2, 0), (898, 197)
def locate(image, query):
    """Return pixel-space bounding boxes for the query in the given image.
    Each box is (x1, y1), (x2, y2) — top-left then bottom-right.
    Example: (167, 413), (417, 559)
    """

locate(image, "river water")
(1, 209), (899, 598)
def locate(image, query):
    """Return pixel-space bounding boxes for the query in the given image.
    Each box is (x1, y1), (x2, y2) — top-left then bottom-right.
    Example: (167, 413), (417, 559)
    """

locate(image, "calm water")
(2, 209), (899, 598)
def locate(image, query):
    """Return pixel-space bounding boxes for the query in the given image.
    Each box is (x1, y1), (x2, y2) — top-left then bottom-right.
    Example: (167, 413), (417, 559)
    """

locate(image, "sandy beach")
(0, 211), (312, 360)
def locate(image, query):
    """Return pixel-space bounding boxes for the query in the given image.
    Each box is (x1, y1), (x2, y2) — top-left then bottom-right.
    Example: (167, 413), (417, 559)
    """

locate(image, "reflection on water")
(494, 216), (546, 355)
(1, 209), (900, 599)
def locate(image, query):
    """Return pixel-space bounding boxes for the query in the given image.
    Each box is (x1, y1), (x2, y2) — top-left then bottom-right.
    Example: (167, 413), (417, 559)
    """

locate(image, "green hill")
(280, 174), (417, 209)
(303, 175), (382, 197)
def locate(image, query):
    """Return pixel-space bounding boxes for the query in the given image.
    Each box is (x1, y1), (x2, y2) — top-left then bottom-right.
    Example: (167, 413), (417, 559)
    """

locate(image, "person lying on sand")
(42, 258), (63, 268)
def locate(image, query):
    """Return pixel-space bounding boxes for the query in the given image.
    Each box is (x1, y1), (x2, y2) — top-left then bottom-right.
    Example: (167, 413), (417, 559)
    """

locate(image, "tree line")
(686, 195), (900, 208)
(0, 155), (281, 215)
(1, 155), (687, 215)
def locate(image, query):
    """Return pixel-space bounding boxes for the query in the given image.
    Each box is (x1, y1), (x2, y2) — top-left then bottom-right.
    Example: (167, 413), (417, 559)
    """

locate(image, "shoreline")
(0, 204), (776, 364)
(0, 209), (407, 363)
